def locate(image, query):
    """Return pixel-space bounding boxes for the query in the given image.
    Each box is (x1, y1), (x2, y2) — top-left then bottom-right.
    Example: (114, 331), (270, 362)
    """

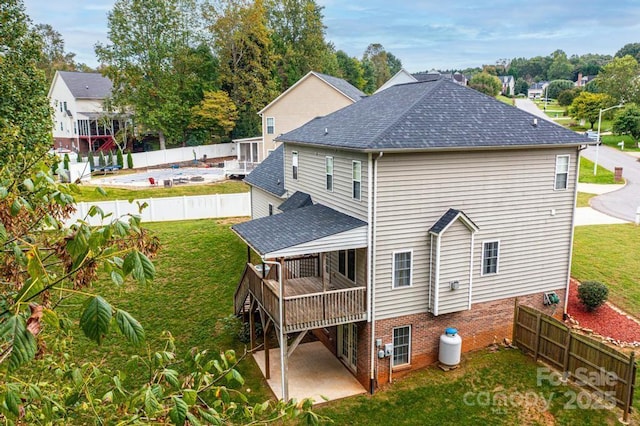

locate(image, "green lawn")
(576, 192), (594, 207)
(572, 224), (640, 316)
(578, 157), (616, 184)
(73, 180), (249, 202)
(317, 348), (623, 425)
(601, 134), (640, 152)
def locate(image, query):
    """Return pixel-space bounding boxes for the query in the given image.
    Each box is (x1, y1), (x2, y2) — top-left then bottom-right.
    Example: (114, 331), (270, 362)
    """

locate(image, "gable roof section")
(57, 71), (113, 99)
(429, 209), (479, 235)
(278, 191), (313, 212)
(244, 144), (286, 197)
(258, 71), (365, 114)
(232, 204), (367, 258)
(277, 79), (588, 151)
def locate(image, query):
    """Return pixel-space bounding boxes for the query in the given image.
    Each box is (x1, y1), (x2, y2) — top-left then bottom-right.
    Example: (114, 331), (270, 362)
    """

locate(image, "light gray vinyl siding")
(374, 148), (577, 320)
(283, 144), (368, 221)
(251, 187), (284, 219)
(435, 220), (472, 315)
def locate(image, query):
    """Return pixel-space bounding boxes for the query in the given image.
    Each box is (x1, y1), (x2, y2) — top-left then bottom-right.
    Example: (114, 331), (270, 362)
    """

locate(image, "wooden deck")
(236, 263), (367, 333)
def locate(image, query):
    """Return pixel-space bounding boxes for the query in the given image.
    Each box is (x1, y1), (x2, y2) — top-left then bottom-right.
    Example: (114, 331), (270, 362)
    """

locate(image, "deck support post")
(246, 245), (251, 263)
(249, 296), (256, 351)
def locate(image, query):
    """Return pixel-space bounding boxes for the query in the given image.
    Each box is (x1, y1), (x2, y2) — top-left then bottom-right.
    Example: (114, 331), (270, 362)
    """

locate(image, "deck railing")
(238, 263), (366, 332)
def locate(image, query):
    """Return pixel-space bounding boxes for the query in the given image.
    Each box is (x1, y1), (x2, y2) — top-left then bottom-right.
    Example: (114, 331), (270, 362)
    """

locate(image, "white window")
(352, 160), (361, 200)
(482, 241), (499, 275)
(292, 151), (298, 180)
(266, 117), (275, 134)
(555, 155), (569, 190)
(338, 249), (356, 282)
(326, 156), (334, 192)
(392, 251), (412, 288)
(393, 325), (411, 366)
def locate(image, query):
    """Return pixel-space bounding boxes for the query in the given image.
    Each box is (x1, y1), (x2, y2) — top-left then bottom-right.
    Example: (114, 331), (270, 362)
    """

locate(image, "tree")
(469, 72), (502, 97)
(546, 79), (574, 99)
(547, 50), (573, 80)
(615, 42), (640, 62)
(126, 151), (134, 169)
(190, 90), (239, 141)
(596, 55), (640, 104)
(267, 0), (332, 90)
(569, 92), (616, 129)
(514, 78), (529, 95)
(613, 103), (640, 141)
(96, 0), (204, 149)
(116, 148), (124, 168)
(207, 0), (277, 138)
(557, 88), (581, 107)
(33, 23), (77, 82)
(361, 43), (401, 93)
(335, 50), (366, 90)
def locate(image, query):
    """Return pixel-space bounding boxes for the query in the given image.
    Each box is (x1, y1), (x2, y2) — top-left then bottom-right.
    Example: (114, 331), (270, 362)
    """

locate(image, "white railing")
(223, 160), (259, 176)
(67, 192), (250, 226)
(128, 145), (235, 169)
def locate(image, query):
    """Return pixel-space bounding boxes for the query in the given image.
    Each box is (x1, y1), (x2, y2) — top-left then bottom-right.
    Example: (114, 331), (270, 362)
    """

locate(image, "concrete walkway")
(253, 341), (366, 403)
(575, 183), (630, 226)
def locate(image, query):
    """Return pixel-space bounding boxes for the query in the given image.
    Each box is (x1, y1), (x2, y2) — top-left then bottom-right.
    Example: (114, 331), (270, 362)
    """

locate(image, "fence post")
(512, 298), (519, 345)
(622, 351), (636, 424)
(149, 198), (154, 222)
(561, 330), (571, 383)
(533, 312), (542, 361)
(182, 195), (188, 219)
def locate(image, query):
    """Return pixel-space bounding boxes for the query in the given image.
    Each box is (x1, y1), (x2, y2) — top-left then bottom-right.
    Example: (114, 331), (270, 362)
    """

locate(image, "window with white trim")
(292, 151), (298, 180)
(554, 155), (569, 190)
(482, 241), (499, 275)
(392, 251), (412, 288)
(326, 156), (334, 191)
(352, 160), (361, 200)
(266, 117), (275, 134)
(393, 325), (411, 366)
(338, 249), (356, 282)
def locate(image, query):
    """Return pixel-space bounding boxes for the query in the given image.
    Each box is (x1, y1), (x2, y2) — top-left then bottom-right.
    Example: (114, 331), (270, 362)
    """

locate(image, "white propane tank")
(439, 328), (462, 366)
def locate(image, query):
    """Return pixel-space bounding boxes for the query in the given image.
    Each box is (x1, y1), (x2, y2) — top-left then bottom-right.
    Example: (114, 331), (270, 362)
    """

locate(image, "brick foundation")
(370, 289), (565, 387)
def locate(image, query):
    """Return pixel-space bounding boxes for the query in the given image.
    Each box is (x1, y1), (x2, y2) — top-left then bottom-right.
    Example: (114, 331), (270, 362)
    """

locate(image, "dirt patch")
(566, 279), (640, 344)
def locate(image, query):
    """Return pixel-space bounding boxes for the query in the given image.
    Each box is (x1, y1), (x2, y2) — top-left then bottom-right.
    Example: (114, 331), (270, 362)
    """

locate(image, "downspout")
(434, 235), (441, 316)
(468, 232), (475, 310)
(564, 147), (583, 319)
(262, 259), (286, 400)
(369, 151), (383, 394)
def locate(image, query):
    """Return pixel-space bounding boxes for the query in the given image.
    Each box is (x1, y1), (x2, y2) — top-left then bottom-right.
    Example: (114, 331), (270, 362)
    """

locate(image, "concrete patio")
(253, 341), (366, 403)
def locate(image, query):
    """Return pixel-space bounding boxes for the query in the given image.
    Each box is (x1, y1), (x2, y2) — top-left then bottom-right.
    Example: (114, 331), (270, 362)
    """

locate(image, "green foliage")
(557, 88), (581, 107)
(33, 23), (79, 82)
(615, 42), (640, 62)
(547, 49), (573, 80)
(613, 103), (640, 140)
(116, 148), (124, 168)
(107, 150), (114, 165)
(98, 151), (106, 166)
(335, 50), (366, 90)
(126, 151), (133, 169)
(361, 43), (401, 93)
(469, 72), (502, 97)
(569, 91), (616, 129)
(514, 78), (529, 95)
(76, 153), (83, 163)
(597, 55), (640, 104)
(63, 153), (70, 170)
(88, 151), (95, 169)
(577, 281), (609, 311)
(190, 90), (238, 141)
(546, 79), (574, 99)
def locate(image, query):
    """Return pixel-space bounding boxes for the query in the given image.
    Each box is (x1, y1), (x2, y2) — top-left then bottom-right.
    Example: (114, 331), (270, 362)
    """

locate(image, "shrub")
(577, 281), (609, 311)
(77, 153), (83, 163)
(98, 151), (106, 167)
(63, 153), (70, 170)
(116, 149), (124, 168)
(126, 151), (133, 169)
(107, 150), (114, 165)
(88, 152), (95, 169)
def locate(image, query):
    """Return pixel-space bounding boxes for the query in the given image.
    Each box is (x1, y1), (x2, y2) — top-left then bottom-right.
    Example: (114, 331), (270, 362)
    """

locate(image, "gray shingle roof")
(429, 208), (478, 234)
(277, 79), (588, 151)
(278, 191), (313, 212)
(244, 145), (285, 197)
(232, 204), (366, 256)
(58, 71), (113, 99)
(314, 72), (366, 102)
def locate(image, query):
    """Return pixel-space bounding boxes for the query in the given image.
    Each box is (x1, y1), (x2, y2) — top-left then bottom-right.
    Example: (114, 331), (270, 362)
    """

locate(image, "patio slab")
(253, 341), (366, 403)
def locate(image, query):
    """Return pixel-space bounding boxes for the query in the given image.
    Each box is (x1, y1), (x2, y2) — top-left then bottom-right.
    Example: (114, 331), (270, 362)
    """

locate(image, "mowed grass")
(576, 192), (594, 208)
(578, 157), (616, 184)
(601, 134), (640, 152)
(572, 224), (640, 315)
(74, 180), (249, 202)
(317, 348), (623, 425)
(60, 218), (272, 403)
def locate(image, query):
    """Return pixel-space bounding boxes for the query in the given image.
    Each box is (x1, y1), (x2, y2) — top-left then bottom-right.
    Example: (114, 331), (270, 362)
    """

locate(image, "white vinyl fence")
(128, 144), (235, 169)
(67, 193), (250, 226)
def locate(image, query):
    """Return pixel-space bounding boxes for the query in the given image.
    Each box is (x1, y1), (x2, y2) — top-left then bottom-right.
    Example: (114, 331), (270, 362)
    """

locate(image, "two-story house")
(232, 78), (588, 399)
(48, 71), (123, 153)
(234, 71), (366, 166)
(498, 75), (515, 96)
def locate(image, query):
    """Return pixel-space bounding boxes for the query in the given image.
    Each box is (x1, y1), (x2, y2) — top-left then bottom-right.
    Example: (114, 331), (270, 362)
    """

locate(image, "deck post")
(249, 295), (256, 351)
(247, 246), (251, 263)
(264, 320), (270, 380)
(278, 257), (289, 401)
(322, 253), (327, 291)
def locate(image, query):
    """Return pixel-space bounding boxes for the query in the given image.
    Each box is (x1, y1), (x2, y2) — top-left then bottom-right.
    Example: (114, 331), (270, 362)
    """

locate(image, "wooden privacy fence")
(513, 303), (636, 422)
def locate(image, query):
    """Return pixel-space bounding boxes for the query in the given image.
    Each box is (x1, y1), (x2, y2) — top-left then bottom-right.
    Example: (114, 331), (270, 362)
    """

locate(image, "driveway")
(515, 98), (640, 222)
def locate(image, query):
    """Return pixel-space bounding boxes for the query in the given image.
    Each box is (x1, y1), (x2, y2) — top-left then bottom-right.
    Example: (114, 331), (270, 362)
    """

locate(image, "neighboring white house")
(232, 77), (590, 399)
(48, 71), (124, 153)
(233, 71), (365, 166)
(498, 75), (515, 96)
(528, 81), (549, 99)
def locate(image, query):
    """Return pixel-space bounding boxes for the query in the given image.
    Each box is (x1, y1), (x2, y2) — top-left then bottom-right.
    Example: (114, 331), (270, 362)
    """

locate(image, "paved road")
(515, 98), (640, 222)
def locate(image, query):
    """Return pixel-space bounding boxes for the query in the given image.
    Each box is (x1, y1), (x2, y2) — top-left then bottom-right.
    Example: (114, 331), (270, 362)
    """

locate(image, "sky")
(23, 0), (640, 73)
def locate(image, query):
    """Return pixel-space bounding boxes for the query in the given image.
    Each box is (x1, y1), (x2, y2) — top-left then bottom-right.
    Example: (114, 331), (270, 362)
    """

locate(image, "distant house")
(575, 73), (596, 87)
(527, 81), (549, 99)
(48, 71), (125, 153)
(376, 69), (467, 94)
(232, 77), (588, 398)
(498, 75), (515, 96)
(234, 71), (365, 167)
